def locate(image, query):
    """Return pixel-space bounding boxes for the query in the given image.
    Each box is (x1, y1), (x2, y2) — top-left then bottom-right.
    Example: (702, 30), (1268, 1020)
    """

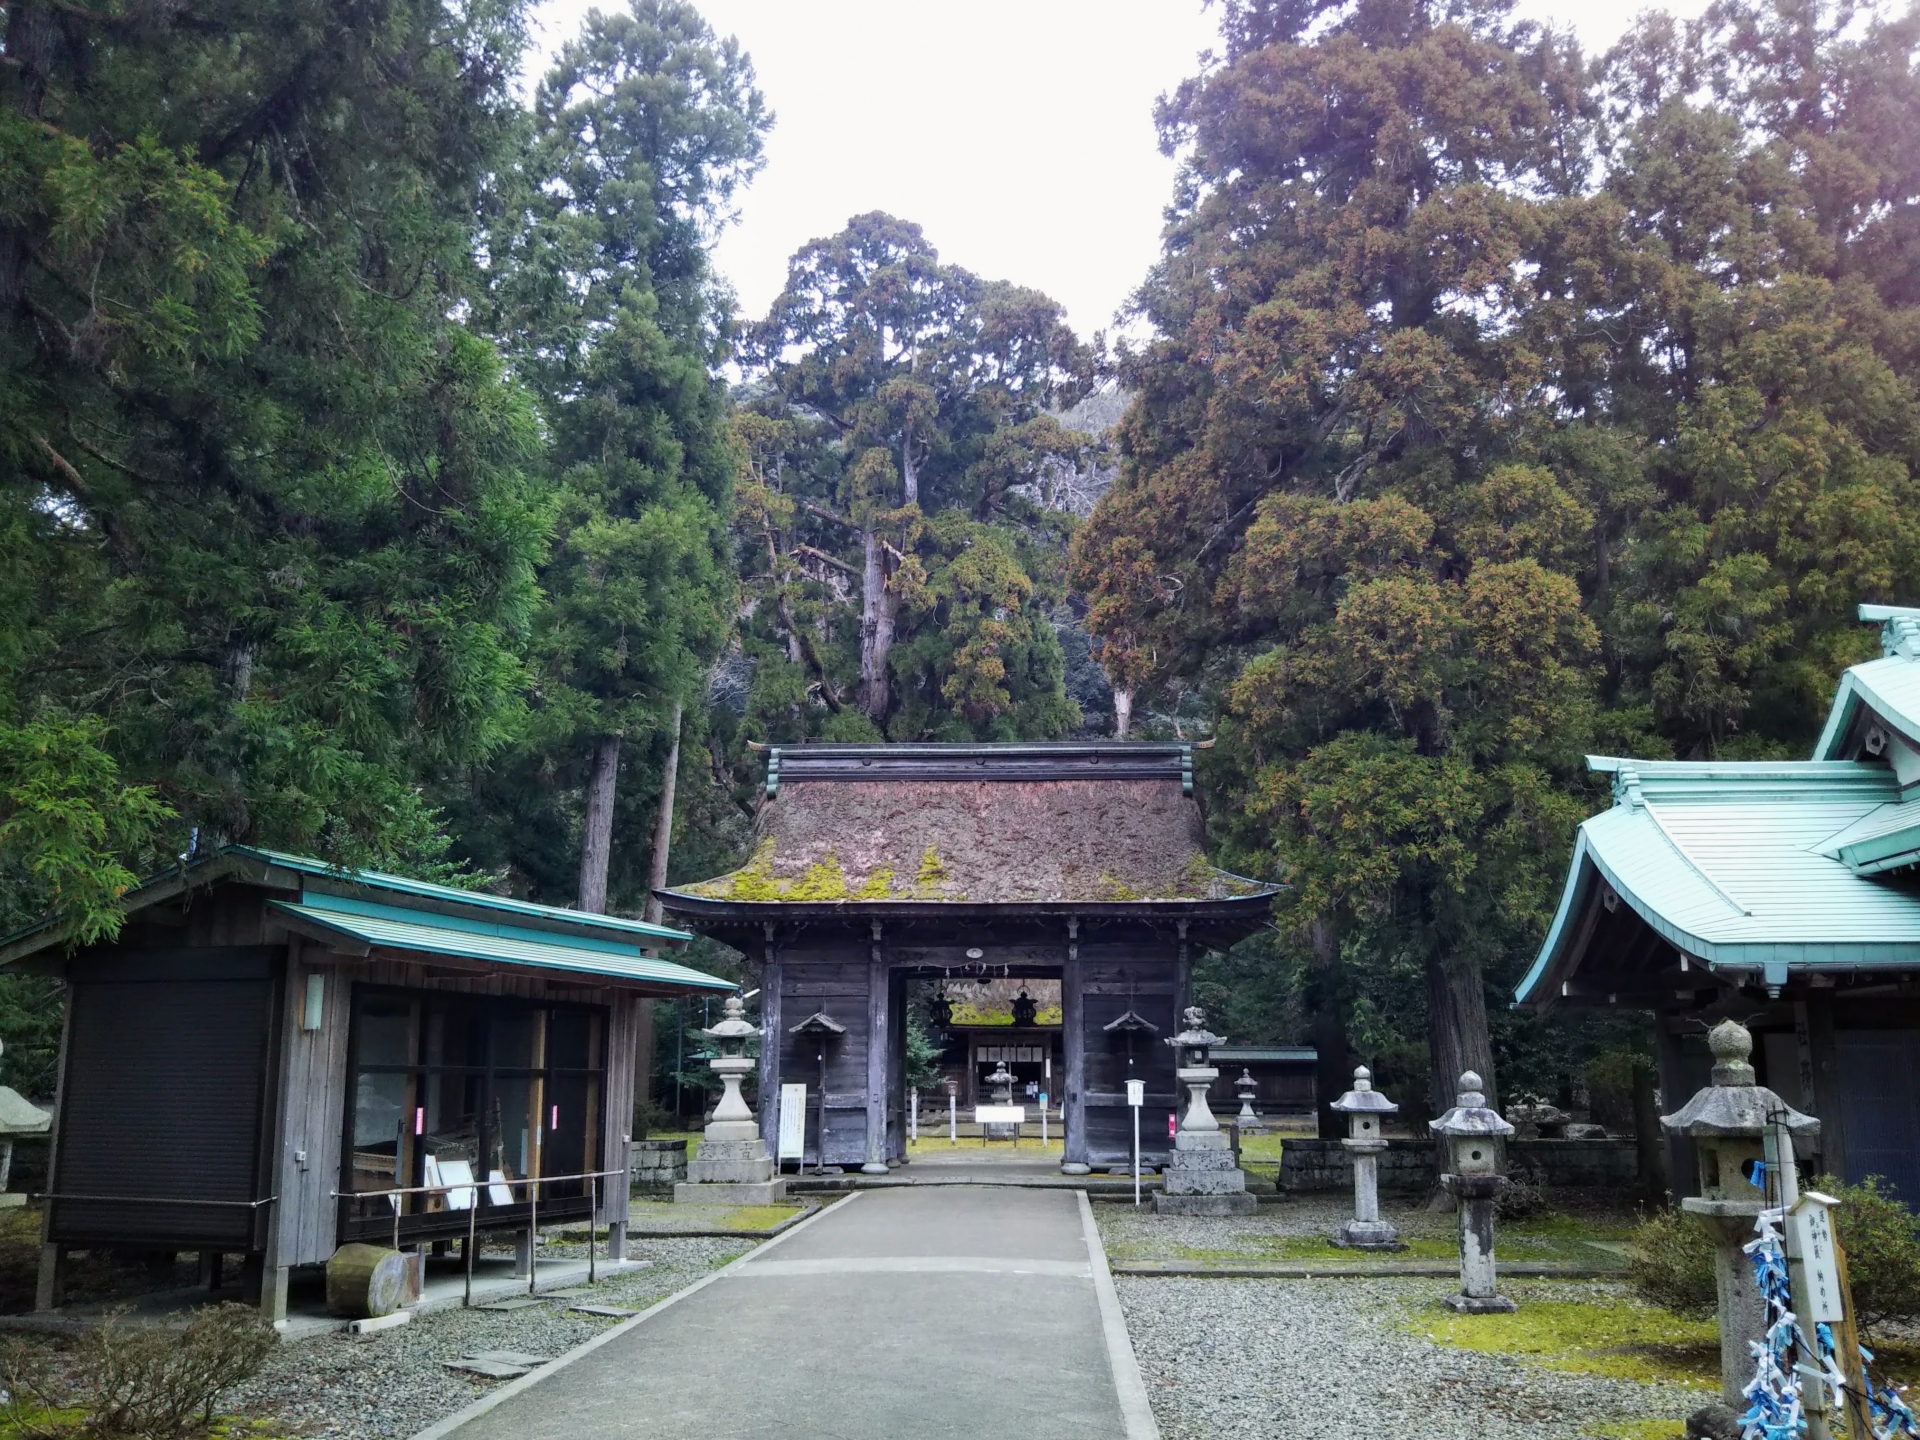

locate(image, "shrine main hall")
(659, 742), (1280, 1174)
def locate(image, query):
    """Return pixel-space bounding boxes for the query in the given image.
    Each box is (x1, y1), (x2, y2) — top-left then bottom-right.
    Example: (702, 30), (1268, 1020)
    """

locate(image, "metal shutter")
(50, 949), (278, 1249)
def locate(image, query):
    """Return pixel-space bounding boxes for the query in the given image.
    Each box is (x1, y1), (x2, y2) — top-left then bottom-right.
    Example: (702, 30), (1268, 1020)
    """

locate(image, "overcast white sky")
(526, 0), (1713, 341)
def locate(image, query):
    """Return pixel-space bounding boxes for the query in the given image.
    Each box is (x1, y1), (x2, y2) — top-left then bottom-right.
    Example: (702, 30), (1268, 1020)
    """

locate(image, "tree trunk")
(1112, 687), (1133, 740)
(642, 701), (682, 926)
(901, 425), (918, 506)
(1308, 915), (1352, 1139)
(858, 524), (895, 722)
(1425, 948), (1496, 1116)
(1631, 1059), (1668, 1201)
(577, 734), (620, 914)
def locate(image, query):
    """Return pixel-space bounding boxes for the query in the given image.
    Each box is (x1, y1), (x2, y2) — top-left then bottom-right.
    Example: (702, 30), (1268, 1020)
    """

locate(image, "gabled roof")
(667, 743), (1277, 908)
(0, 845), (731, 996)
(1516, 757), (1920, 1004)
(1812, 605), (1920, 759)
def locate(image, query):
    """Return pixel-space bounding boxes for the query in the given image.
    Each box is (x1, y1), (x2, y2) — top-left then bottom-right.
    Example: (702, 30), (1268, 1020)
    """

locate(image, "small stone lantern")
(675, 995), (789, 1204)
(1431, 1071), (1518, 1312)
(983, 1059), (1019, 1140)
(1662, 1018), (1819, 1404)
(1234, 1069), (1263, 1131)
(1330, 1066), (1403, 1251)
(1154, 1006), (1256, 1215)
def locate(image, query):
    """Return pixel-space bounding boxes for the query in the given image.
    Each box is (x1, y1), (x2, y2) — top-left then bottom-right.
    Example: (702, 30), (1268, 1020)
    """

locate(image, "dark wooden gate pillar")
(759, 922), (781, 1149)
(863, 920), (889, 1174)
(1061, 917), (1090, 1174)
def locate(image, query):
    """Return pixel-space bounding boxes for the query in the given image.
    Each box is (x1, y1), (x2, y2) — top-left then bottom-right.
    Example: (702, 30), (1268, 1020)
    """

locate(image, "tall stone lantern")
(1330, 1066), (1403, 1251)
(675, 995), (789, 1205)
(1153, 1007), (1256, 1215)
(1662, 1018), (1819, 1404)
(1431, 1071), (1518, 1313)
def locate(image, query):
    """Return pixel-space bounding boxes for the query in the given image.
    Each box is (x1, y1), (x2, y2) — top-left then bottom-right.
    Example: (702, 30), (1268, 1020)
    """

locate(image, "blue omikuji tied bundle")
(1737, 1209), (1919, 1440)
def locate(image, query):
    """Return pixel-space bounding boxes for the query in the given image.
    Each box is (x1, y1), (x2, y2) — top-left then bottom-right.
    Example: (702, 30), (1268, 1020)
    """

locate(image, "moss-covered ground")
(622, 1200), (805, 1233)
(1407, 1281), (1720, 1389)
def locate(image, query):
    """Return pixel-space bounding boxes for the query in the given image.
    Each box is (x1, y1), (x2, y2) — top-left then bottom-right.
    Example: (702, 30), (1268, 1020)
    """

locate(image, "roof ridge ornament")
(1857, 603), (1920, 659)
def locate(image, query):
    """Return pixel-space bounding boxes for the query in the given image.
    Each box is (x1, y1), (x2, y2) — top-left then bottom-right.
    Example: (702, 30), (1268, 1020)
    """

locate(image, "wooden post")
(759, 923), (782, 1150)
(1804, 990), (1847, 1181)
(1832, 1233), (1876, 1437)
(863, 921), (888, 1174)
(1061, 918), (1089, 1174)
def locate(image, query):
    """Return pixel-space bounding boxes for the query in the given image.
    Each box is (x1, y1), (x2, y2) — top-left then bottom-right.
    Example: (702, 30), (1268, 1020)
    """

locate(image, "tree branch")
(793, 543), (858, 576)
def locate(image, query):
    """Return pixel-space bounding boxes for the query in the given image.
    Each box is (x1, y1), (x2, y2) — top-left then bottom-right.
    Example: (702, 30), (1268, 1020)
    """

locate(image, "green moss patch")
(1410, 1288), (1719, 1388)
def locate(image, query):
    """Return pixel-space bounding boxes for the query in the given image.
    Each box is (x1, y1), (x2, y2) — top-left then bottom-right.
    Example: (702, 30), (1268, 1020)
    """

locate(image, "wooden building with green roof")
(0, 845), (734, 1320)
(658, 743), (1280, 1175)
(1518, 605), (1920, 1202)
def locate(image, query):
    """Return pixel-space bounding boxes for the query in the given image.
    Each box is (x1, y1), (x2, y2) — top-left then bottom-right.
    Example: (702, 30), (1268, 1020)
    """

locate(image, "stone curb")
(621, 1202), (822, 1241)
(403, 1192), (863, 1440)
(1109, 1261), (1626, 1279)
(1076, 1189), (1161, 1440)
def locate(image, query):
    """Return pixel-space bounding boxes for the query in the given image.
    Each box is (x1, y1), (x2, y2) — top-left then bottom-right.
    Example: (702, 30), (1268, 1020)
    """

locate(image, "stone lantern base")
(1151, 1129), (1257, 1216)
(674, 1128), (789, 1205)
(1332, 1218), (1405, 1251)
(1443, 1291), (1519, 1314)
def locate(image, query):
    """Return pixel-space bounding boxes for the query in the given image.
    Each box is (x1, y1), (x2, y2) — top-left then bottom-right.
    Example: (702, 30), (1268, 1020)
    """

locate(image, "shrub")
(0, 1302), (276, 1437)
(1496, 1159), (1549, 1221)
(1627, 1206), (1717, 1319)
(1811, 1174), (1920, 1338)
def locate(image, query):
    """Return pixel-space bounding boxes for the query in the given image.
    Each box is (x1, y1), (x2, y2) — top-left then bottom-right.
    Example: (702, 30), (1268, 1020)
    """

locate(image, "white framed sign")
(975, 1105), (1026, 1124)
(1786, 1191), (1845, 1323)
(778, 1083), (808, 1161)
(1126, 1079), (1144, 1107)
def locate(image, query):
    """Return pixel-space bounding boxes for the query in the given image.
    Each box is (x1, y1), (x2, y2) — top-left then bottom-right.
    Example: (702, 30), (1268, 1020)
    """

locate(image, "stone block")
(1331, 1219), (1405, 1251)
(1443, 1292), (1518, 1314)
(1153, 1191), (1259, 1216)
(672, 1178), (789, 1205)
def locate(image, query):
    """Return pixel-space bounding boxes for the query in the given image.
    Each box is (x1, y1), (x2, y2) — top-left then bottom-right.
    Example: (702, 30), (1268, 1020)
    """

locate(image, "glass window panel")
(422, 999), (484, 1070)
(351, 1070), (413, 1194)
(356, 997), (417, 1067)
(548, 1010), (595, 1070)
(492, 1010), (540, 1071)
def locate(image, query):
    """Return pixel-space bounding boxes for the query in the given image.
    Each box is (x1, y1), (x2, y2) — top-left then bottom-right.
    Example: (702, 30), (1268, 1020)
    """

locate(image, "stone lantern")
(675, 995), (789, 1204)
(1662, 1018), (1819, 1404)
(1234, 1070), (1262, 1130)
(1431, 1071), (1517, 1312)
(983, 1058), (1020, 1140)
(1153, 1007), (1256, 1215)
(1330, 1066), (1403, 1251)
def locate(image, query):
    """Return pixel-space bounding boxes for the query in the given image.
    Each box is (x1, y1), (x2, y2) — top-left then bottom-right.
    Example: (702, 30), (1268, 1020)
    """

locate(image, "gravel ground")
(1100, 1193), (1459, 1257)
(225, 1235), (752, 1439)
(1117, 1274), (1704, 1440)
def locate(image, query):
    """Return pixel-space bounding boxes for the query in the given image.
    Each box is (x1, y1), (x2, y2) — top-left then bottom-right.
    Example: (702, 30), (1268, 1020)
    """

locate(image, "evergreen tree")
(735, 213), (1092, 750)
(1, 0), (548, 946)
(455, 0), (767, 913)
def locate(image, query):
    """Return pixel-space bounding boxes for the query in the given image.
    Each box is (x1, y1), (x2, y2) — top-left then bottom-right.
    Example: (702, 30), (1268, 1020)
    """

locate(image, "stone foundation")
(631, 1139), (688, 1196)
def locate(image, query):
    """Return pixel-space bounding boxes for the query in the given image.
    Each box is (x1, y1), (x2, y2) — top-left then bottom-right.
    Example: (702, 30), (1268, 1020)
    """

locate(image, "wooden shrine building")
(0, 846), (734, 1319)
(1518, 604), (1920, 1204)
(658, 743), (1280, 1174)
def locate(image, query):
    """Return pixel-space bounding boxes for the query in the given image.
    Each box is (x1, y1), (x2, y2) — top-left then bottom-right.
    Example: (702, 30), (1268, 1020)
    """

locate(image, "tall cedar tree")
(458, 0), (767, 914)
(1, 0), (546, 946)
(736, 213), (1093, 750)
(1075, 0), (1920, 1114)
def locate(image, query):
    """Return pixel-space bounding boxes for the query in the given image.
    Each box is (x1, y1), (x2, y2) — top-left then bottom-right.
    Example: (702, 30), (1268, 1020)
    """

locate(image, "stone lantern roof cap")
(1332, 1065), (1399, 1114)
(1165, 1005), (1224, 1050)
(1660, 1019), (1820, 1138)
(1430, 1072), (1516, 1138)
(703, 993), (761, 1042)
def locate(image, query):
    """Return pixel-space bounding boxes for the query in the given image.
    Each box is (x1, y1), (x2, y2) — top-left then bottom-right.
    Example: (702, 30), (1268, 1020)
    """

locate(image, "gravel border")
(1118, 1274), (1707, 1440)
(223, 1235), (753, 1439)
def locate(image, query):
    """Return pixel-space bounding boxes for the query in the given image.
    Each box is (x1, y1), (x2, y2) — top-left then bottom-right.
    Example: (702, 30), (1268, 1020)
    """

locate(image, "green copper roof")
(268, 893), (732, 992)
(1812, 605), (1920, 759)
(1516, 756), (1920, 1003)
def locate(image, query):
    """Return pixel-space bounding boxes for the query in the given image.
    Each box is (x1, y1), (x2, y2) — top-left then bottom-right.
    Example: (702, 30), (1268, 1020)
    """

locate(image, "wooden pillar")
(1175, 921), (1192, 1022)
(34, 984), (73, 1313)
(1061, 918), (1089, 1174)
(759, 923), (782, 1150)
(1655, 1018), (1698, 1199)
(863, 921), (889, 1174)
(1804, 987), (1847, 1182)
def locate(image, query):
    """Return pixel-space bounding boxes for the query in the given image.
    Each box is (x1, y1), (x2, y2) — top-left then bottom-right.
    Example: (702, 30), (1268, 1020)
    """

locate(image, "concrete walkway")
(425, 1187), (1157, 1440)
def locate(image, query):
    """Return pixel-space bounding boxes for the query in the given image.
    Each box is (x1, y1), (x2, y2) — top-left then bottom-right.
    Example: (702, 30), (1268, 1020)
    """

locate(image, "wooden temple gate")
(660, 743), (1278, 1173)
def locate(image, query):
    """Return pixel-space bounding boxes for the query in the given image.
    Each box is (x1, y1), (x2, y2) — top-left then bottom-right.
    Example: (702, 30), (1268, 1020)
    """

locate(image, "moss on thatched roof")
(676, 778), (1269, 905)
